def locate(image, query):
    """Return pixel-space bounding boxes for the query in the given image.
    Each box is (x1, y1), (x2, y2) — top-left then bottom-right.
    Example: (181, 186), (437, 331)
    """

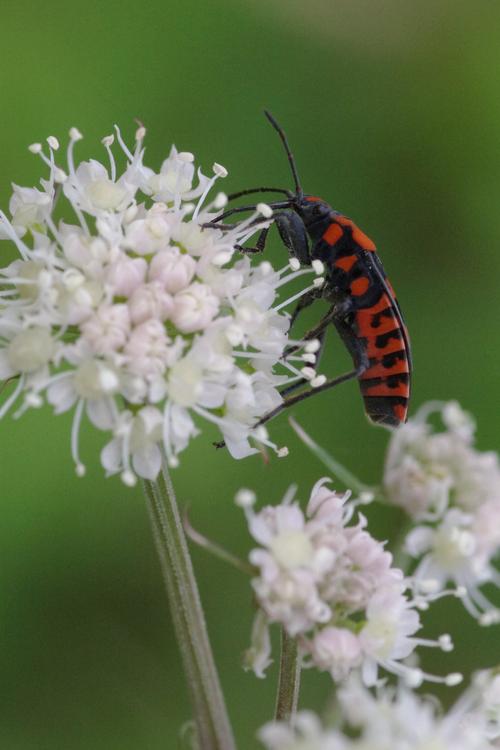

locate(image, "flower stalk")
(143, 465), (235, 750)
(274, 628), (301, 722)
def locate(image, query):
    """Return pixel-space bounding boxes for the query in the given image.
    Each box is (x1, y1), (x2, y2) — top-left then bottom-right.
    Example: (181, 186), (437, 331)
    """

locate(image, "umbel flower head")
(238, 479), (461, 688)
(384, 401), (500, 623)
(258, 669), (500, 749)
(0, 125), (325, 484)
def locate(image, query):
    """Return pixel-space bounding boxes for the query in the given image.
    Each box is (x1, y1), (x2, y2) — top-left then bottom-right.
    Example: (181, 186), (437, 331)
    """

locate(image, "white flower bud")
(128, 282), (173, 324)
(81, 304), (130, 354)
(171, 282), (219, 333)
(106, 256), (148, 297)
(124, 319), (171, 377)
(148, 249), (196, 294)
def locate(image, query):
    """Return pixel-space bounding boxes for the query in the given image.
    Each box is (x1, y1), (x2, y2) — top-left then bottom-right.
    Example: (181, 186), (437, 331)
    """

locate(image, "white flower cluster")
(0, 126), (325, 483)
(259, 670), (500, 750)
(237, 479), (460, 687)
(384, 401), (500, 622)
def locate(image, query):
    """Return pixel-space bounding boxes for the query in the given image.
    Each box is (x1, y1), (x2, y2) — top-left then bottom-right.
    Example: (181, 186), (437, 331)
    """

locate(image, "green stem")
(289, 417), (378, 498)
(183, 506), (255, 576)
(274, 628), (301, 722)
(143, 466), (235, 750)
(388, 511), (415, 573)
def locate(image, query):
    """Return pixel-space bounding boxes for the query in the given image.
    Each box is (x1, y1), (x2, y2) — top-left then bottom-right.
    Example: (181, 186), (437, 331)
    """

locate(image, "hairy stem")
(143, 467), (235, 750)
(274, 628), (301, 722)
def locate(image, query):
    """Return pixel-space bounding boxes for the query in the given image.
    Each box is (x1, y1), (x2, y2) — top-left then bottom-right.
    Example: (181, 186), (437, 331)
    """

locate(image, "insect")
(208, 111), (411, 429)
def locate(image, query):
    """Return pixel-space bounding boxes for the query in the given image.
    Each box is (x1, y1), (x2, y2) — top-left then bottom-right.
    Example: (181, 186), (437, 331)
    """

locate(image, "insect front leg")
(234, 208), (311, 260)
(273, 210), (311, 265)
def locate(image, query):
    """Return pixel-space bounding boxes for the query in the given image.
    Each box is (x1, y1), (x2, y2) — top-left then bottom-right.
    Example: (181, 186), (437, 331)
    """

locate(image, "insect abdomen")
(355, 292), (411, 427)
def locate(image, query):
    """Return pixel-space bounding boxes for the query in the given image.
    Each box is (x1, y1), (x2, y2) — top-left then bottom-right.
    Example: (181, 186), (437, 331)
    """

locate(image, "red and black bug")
(209, 112), (411, 429)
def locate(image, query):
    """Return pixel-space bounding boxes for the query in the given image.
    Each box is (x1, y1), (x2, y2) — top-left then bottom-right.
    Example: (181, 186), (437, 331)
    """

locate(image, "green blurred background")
(1, 1), (499, 747)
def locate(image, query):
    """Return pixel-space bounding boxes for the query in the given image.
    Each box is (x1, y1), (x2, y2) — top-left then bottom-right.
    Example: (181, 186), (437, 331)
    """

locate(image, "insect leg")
(273, 211), (311, 265)
(207, 200), (292, 225)
(235, 226), (270, 255)
(280, 329), (328, 398)
(284, 301), (337, 358)
(255, 364), (366, 429)
(287, 286), (323, 330)
(0, 375), (20, 397)
(256, 302), (369, 427)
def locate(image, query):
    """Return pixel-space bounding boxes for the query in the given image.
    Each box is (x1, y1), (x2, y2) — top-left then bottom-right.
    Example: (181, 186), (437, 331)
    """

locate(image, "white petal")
(132, 443), (162, 480)
(224, 432), (258, 460)
(47, 377), (77, 413)
(198, 381), (226, 409)
(101, 438), (122, 474)
(86, 397), (115, 430)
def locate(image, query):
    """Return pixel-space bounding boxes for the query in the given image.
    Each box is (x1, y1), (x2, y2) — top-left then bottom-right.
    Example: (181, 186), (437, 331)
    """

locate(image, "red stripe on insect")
(362, 382), (409, 398)
(366, 337), (405, 359)
(360, 359), (409, 380)
(356, 309), (400, 337)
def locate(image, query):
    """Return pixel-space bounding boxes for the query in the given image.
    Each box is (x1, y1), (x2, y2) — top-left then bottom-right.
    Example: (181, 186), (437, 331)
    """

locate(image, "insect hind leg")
(256, 302), (369, 428)
(255, 363), (366, 430)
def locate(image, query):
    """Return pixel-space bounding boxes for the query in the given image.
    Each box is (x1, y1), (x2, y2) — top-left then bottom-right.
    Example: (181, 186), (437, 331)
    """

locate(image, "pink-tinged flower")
(105, 255), (148, 297)
(259, 671), (498, 749)
(142, 144), (210, 203)
(123, 209), (172, 255)
(0, 125), (327, 482)
(81, 303), (131, 355)
(170, 282), (220, 333)
(389, 402), (500, 623)
(358, 583), (422, 686)
(258, 711), (343, 750)
(128, 282), (173, 325)
(406, 506), (500, 624)
(240, 479), (457, 686)
(384, 401), (500, 519)
(308, 627), (362, 681)
(148, 248), (196, 293)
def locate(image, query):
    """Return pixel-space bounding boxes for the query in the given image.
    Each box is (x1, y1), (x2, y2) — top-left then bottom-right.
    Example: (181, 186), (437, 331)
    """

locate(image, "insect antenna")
(226, 187), (291, 201)
(206, 199), (292, 224)
(264, 110), (303, 198)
